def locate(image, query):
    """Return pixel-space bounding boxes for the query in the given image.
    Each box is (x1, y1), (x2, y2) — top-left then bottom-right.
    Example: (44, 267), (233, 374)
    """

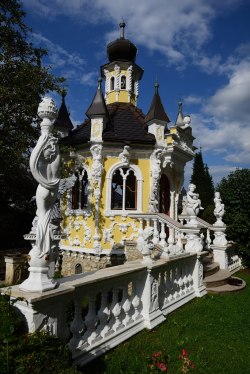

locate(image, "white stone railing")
(179, 214), (242, 273)
(6, 253), (206, 368)
(227, 244), (242, 273)
(130, 213), (204, 256)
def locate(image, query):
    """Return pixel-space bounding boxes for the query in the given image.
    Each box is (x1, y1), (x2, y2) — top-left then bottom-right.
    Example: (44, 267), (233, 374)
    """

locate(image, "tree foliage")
(218, 168), (250, 265)
(0, 0), (64, 248)
(190, 149), (214, 222)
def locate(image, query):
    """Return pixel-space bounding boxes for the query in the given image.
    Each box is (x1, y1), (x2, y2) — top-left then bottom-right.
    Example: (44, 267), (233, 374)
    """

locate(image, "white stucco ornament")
(119, 145), (130, 166)
(38, 97), (58, 121)
(186, 184), (203, 225)
(20, 97), (60, 292)
(137, 226), (155, 264)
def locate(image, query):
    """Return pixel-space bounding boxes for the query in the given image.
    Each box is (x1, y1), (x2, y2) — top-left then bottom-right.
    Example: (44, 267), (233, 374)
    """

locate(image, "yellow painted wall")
(61, 155), (151, 251)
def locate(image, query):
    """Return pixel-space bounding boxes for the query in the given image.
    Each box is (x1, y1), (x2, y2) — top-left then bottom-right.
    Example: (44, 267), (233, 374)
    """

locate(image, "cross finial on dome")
(119, 19), (126, 38)
(98, 77), (102, 89)
(154, 79), (159, 94)
(61, 87), (67, 101)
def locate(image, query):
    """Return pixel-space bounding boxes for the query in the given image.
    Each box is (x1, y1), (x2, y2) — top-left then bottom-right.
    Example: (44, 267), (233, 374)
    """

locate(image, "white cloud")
(32, 33), (86, 69)
(190, 56), (250, 165)
(80, 72), (98, 86)
(184, 95), (203, 105)
(23, 0), (241, 68)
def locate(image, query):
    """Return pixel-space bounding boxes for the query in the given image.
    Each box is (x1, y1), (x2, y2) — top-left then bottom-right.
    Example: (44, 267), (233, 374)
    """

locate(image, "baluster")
(69, 298), (85, 349)
(96, 291), (110, 338)
(160, 222), (167, 250)
(122, 284), (132, 326)
(158, 270), (165, 308)
(173, 267), (179, 299)
(177, 231), (184, 253)
(152, 218), (159, 245)
(178, 265), (185, 296)
(110, 288), (122, 332)
(167, 227), (175, 254)
(183, 264), (188, 293)
(83, 295), (98, 344)
(170, 267), (176, 301)
(165, 268), (171, 304)
(138, 218), (144, 241)
(131, 283), (141, 321)
(206, 229), (211, 249)
(146, 218), (150, 228)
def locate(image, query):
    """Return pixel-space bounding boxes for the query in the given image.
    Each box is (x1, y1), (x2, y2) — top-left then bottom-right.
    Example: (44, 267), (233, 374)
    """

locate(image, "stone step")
(203, 269), (231, 287)
(206, 277), (246, 295)
(204, 262), (220, 277)
(202, 253), (214, 264)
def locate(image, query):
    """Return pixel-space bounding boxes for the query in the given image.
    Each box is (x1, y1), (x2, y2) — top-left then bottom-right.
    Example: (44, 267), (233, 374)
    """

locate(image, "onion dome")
(107, 21), (137, 62)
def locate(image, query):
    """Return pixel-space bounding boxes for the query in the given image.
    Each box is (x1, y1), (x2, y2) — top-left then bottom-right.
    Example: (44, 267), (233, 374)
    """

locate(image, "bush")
(0, 293), (78, 374)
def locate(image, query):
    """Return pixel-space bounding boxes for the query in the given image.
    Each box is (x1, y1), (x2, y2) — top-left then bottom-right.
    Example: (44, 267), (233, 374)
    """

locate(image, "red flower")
(156, 362), (167, 372)
(152, 351), (162, 358)
(189, 361), (195, 369)
(181, 349), (188, 358)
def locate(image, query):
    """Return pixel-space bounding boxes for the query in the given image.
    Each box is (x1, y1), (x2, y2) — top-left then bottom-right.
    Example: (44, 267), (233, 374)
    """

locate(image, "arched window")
(110, 76), (115, 91)
(111, 168), (137, 210)
(72, 169), (89, 210)
(120, 75), (126, 89)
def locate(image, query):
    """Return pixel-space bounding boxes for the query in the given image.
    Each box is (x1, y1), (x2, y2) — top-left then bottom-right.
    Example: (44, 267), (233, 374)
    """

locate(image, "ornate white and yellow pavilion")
(56, 22), (195, 275)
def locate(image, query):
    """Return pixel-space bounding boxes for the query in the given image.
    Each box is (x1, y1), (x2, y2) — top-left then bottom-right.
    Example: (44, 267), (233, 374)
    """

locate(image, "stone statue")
(119, 145), (130, 166)
(137, 227), (155, 264)
(30, 131), (60, 258)
(186, 183), (203, 216)
(19, 97), (60, 292)
(148, 149), (162, 213)
(213, 192), (225, 226)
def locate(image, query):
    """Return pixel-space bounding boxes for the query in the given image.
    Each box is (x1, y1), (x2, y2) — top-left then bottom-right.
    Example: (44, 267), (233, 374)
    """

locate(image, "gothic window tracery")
(111, 167), (137, 210)
(72, 169), (89, 210)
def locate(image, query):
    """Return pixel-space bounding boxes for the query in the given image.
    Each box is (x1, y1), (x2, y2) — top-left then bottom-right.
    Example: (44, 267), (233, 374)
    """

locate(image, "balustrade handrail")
(130, 213), (198, 234)
(178, 214), (214, 229)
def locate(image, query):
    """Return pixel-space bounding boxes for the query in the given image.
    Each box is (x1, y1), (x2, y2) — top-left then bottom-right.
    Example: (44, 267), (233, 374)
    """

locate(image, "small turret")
(54, 89), (74, 137)
(145, 81), (170, 146)
(86, 78), (109, 142)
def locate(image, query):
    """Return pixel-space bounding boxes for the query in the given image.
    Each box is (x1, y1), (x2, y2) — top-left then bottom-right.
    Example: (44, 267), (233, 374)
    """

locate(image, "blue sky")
(22, 0), (250, 186)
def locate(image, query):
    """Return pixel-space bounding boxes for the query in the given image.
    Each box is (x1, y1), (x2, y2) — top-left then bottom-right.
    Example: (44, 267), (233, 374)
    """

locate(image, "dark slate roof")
(54, 94), (74, 132)
(86, 78), (109, 119)
(62, 103), (155, 146)
(144, 82), (170, 124)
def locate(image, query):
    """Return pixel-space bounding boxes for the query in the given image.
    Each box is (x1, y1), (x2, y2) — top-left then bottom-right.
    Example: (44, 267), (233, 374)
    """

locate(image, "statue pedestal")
(19, 266), (57, 292)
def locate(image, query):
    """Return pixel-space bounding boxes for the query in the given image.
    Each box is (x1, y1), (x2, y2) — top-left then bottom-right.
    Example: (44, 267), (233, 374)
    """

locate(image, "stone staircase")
(203, 252), (246, 294)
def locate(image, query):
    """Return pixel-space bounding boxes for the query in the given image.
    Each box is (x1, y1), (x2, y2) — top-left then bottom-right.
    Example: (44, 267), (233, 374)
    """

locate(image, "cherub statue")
(213, 192), (225, 226)
(187, 183), (203, 216)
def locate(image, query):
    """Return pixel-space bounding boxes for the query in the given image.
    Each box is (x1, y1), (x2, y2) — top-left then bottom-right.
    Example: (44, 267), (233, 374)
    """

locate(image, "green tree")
(0, 0), (64, 249)
(190, 149), (214, 222)
(218, 168), (250, 266)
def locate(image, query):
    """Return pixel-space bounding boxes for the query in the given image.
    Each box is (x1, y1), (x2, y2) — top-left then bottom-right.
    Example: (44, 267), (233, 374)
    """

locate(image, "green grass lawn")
(82, 270), (250, 374)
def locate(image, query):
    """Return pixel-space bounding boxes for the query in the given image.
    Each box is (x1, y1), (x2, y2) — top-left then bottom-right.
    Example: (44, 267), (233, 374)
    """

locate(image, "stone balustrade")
(4, 253), (206, 367)
(131, 213), (204, 256)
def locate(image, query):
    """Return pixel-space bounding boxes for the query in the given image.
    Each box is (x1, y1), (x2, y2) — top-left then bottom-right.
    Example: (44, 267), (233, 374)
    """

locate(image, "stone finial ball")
(183, 115), (191, 125)
(37, 97), (58, 120)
